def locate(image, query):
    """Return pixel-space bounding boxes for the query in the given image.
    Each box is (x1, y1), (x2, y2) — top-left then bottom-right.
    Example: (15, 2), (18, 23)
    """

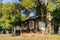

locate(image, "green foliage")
(0, 2), (23, 29)
(57, 0), (60, 10)
(20, 0), (36, 11)
(1, 3), (16, 15)
(52, 0), (60, 25)
(47, 3), (56, 12)
(20, 16), (26, 21)
(2, 19), (11, 29)
(0, 0), (2, 18)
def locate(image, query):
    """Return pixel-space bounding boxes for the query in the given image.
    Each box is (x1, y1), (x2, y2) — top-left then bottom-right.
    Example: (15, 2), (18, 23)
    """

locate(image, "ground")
(0, 33), (60, 40)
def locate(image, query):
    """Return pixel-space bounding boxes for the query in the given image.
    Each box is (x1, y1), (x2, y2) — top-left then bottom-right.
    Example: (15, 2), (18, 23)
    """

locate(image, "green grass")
(0, 34), (60, 40)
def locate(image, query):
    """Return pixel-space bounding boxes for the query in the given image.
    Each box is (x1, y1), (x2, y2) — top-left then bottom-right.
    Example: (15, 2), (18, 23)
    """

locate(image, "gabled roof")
(21, 15), (40, 23)
(25, 15), (40, 21)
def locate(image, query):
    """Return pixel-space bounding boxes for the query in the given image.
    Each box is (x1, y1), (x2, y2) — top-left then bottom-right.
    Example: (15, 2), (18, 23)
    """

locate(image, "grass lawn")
(0, 34), (60, 40)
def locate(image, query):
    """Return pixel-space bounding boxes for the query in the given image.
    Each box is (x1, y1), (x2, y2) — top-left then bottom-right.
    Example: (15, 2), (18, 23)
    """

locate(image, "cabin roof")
(25, 15), (40, 21)
(21, 15), (40, 23)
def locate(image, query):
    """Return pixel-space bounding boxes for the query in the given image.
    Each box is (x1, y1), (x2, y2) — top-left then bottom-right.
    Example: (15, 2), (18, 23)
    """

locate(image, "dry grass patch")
(0, 34), (60, 40)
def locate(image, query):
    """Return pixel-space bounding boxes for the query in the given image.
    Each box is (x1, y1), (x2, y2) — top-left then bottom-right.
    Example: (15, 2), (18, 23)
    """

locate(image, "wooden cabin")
(21, 15), (46, 33)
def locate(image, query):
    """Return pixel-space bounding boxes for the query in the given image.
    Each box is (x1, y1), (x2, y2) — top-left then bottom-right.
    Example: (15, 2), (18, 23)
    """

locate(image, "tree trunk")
(46, 11), (52, 34)
(13, 26), (16, 36)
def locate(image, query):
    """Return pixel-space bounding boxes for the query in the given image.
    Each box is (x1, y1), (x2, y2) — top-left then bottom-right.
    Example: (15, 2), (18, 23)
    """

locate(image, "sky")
(2, 0), (13, 3)
(2, 0), (19, 3)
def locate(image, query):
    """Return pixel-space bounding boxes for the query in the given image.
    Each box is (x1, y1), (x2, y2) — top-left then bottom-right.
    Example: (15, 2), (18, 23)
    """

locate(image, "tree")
(1, 3), (15, 29)
(46, 0), (56, 34)
(0, 0), (3, 28)
(1, 2), (22, 29)
(0, 2), (27, 35)
(52, 0), (60, 28)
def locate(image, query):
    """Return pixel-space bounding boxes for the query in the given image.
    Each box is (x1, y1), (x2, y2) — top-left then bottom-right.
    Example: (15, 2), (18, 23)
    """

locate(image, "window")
(29, 21), (34, 29)
(39, 22), (45, 31)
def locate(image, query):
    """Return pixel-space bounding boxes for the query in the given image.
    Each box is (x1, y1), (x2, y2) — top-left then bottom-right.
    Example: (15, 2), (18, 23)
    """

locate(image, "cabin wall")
(26, 21), (30, 33)
(34, 18), (39, 31)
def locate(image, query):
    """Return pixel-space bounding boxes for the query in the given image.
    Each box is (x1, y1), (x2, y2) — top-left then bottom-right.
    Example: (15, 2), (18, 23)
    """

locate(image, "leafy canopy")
(20, 0), (36, 11)
(47, 3), (56, 12)
(0, 2), (22, 29)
